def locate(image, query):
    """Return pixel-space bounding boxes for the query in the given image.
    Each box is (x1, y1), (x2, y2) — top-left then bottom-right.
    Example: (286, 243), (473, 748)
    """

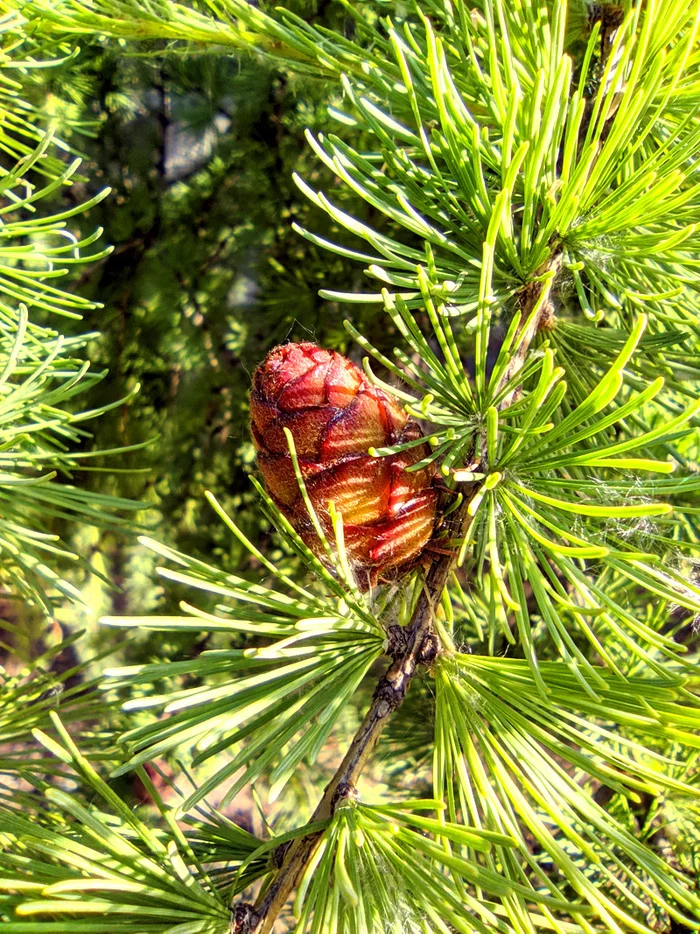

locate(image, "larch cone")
(250, 342), (438, 588)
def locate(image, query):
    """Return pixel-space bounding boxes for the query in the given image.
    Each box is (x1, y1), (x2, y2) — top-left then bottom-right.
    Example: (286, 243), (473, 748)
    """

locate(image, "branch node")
(331, 779), (359, 812)
(418, 630), (439, 665)
(231, 904), (260, 934)
(386, 623), (409, 657)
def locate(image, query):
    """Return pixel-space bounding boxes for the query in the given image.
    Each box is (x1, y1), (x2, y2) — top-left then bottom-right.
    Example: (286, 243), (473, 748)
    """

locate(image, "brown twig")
(236, 258), (562, 934)
(497, 252), (562, 410)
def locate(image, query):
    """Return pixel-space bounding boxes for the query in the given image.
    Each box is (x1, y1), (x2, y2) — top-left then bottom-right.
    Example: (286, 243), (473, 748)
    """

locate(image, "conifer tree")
(2, 1), (700, 933)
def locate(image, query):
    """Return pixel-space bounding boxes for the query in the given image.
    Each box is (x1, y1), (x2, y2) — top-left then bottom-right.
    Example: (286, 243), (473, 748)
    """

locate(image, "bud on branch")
(251, 342), (438, 585)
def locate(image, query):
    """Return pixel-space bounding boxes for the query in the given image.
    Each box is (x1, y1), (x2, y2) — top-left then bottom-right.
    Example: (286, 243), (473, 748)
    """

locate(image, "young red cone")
(250, 342), (437, 586)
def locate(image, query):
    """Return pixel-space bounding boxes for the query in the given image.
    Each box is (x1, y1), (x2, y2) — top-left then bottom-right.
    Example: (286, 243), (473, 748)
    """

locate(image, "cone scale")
(251, 342), (438, 586)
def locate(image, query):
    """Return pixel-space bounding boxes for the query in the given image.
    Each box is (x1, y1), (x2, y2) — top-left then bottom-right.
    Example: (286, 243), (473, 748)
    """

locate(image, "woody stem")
(245, 497), (475, 934)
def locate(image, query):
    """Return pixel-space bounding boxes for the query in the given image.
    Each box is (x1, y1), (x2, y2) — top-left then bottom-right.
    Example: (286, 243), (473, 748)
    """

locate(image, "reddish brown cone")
(250, 342), (437, 586)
